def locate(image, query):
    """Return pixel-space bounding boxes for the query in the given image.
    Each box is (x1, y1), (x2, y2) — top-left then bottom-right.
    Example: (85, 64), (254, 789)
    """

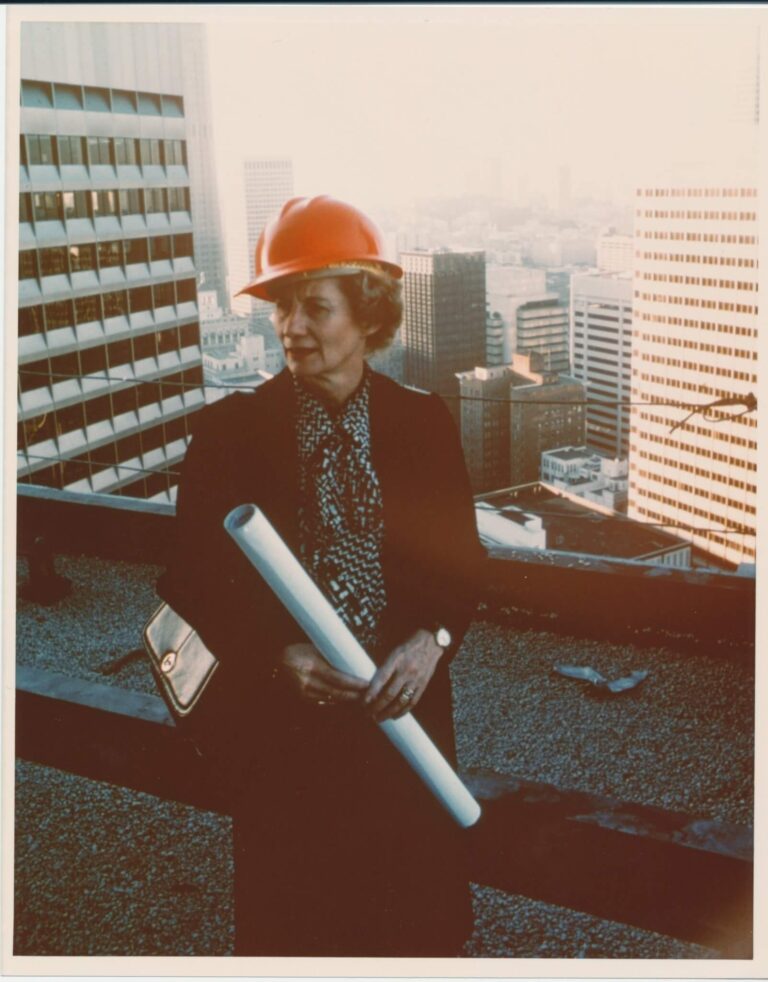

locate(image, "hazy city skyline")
(203, 6), (761, 227)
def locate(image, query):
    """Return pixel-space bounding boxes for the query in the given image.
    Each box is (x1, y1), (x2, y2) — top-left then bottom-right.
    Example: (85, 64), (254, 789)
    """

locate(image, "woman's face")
(270, 277), (375, 397)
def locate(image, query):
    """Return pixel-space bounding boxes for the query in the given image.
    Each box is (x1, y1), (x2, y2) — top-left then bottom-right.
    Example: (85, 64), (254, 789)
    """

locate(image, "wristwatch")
(432, 624), (452, 650)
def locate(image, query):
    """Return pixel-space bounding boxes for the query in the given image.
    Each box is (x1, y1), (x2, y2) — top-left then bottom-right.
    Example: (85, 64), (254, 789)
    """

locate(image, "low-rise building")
(541, 446), (629, 511)
(475, 483), (691, 567)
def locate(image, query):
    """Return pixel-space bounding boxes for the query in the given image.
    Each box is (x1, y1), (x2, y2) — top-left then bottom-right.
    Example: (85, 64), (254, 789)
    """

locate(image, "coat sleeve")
(425, 394), (487, 658)
(398, 393), (487, 662)
(156, 400), (307, 685)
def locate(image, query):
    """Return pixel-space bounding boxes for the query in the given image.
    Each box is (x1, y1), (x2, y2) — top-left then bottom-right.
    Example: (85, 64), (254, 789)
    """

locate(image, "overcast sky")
(205, 5), (762, 229)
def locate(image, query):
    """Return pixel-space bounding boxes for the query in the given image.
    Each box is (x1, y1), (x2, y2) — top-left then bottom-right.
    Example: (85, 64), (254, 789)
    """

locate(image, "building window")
(84, 86), (111, 112)
(133, 333), (157, 361)
(75, 294), (102, 325)
(19, 250), (38, 281)
(84, 394), (113, 426)
(53, 83), (83, 110)
(18, 305), (44, 337)
(129, 286), (153, 314)
(87, 136), (113, 166)
(20, 193), (32, 223)
(44, 299), (75, 331)
(21, 79), (53, 109)
(63, 190), (90, 219)
(139, 138), (162, 166)
(125, 238), (149, 265)
(39, 247), (69, 278)
(161, 94), (184, 117)
(173, 233), (194, 259)
(92, 190), (117, 216)
(150, 236), (172, 261)
(114, 137), (138, 165)
(103, 291), (128, 319)
(157, 326), (180, 354)
(26, 134), (55, 165)
(118, 188), (143, 215)
(98, 241), (124, 269)
(48, 352), (80, 387)
(19, 358), (50, 393)
(168, 187), (190, 212)
(179, 321), (199, 346)
(112, 89), (137, 114)
(69, 243), (97, 272)
(163, 139), (186, 166)
(137, 92), (162, 116)
(145, 188), (167, 214)
(176, 279), (196, 305)
(153, 282), (175, 309)
(80, 344), (108, 375)
(58, 135), (86, 165)
(33, 191), (62, 222)
(107, 338), (132, 368)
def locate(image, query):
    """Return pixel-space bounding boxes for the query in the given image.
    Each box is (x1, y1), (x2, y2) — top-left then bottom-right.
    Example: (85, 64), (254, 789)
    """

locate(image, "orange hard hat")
(236, 195), (403, 300)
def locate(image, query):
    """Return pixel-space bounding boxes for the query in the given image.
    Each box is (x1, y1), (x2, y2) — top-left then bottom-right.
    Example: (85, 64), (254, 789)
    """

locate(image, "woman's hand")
(279, 642), (368, 708)
(363, 629), (444, 723)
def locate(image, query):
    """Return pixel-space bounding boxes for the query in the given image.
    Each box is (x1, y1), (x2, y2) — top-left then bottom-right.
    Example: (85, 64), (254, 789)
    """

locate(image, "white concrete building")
(21, 22), (228, 311)
(17, 60), (205, 504)
(487, 294), (569, 373)
(570, 271), (633, 457)
(230, 157), (294, 318)
(596, 233), (634, 273)
(628, 179), (758, 568)
(541, 446), (629, 511)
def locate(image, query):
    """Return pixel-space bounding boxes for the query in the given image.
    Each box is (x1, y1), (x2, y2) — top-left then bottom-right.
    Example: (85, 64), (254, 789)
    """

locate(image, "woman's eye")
(307, 302), (329, 316)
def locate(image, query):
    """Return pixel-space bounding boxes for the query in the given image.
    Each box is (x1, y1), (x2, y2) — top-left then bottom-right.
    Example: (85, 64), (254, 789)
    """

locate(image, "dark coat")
(158, 367), (486, 957)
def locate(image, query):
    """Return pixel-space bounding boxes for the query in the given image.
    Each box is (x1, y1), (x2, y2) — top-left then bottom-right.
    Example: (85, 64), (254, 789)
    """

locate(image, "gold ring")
(399, 686), (416, 703)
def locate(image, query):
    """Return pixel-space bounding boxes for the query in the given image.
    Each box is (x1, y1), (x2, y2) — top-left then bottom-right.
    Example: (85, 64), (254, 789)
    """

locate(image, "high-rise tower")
(570, 271), (633, 458)
(230, 157), (294, 319)
(16, 23), (220, 503)
(401, 249), (486, 418)
(628, 181), (758, 567)
(20, 22), (228, 310)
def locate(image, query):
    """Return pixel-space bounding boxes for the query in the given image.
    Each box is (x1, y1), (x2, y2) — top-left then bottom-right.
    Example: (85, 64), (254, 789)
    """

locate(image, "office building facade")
(628, 183), (758, 567)
(456, 365), (513, 493)
(17, 76), (204, 503)
(231, 157), (294, 319)
(504, 295), (570, 375)
(570, 271), (633, 458)
(401, 250), (486, 417)
(507, 354), (586, 486)
(21, 22), (228, 311)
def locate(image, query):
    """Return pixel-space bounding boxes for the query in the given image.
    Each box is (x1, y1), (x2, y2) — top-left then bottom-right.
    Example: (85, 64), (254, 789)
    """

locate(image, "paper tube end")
(224, 504), (258, 533)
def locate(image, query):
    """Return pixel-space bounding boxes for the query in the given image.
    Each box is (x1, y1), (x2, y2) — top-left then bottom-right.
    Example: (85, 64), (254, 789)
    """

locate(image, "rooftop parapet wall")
(16, 485), (755, 652)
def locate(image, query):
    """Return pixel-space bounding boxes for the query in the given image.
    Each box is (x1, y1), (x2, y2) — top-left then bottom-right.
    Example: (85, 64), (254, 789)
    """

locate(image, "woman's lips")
(286, 348), (317, 358)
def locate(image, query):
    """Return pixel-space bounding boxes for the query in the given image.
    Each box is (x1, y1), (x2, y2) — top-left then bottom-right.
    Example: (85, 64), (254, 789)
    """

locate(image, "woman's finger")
(369, 671), (416, 722)
(363, 654), (400, 708)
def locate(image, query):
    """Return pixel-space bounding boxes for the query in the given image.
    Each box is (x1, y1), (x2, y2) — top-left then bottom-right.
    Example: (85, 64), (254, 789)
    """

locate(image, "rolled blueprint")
(224, 503), (481, 829)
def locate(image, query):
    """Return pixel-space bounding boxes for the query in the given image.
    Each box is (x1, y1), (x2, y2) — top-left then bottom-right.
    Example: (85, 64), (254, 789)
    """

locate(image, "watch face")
(435, 627), (452, 648)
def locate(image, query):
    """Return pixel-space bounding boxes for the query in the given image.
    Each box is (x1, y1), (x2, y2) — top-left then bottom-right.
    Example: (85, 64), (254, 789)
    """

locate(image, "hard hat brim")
(236, 258), (403, 301)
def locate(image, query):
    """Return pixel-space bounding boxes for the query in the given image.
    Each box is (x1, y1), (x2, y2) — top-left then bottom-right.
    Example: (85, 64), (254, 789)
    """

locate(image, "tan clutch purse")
(143, 602), (219, 717)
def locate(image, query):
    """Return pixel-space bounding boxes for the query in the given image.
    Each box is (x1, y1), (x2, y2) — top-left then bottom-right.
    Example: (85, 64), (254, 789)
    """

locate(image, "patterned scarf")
(294, 372), (387, 653)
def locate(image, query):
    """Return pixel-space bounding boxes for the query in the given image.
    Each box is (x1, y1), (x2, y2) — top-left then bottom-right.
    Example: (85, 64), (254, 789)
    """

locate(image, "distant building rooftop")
(544, 447), (590, 462)
(477, 483), (688, 563)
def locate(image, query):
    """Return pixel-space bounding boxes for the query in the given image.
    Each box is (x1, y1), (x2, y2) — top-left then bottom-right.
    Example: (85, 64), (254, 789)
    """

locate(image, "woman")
(158, 196), (486, 957)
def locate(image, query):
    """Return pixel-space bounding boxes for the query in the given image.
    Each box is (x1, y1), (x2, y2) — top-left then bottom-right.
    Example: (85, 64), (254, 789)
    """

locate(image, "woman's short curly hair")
(336, 270), (403, 355)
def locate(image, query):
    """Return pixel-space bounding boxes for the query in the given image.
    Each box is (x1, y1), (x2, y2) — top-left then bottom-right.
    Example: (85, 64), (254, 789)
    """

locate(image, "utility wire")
(17, 450), (753, 537)
(19, 450), (181, 480)
(16, 367), (760, 415)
